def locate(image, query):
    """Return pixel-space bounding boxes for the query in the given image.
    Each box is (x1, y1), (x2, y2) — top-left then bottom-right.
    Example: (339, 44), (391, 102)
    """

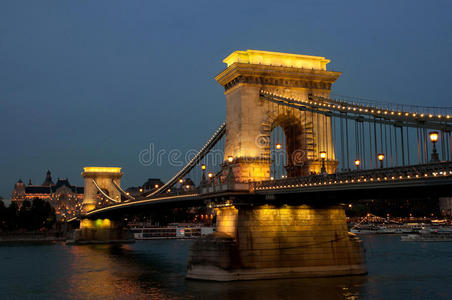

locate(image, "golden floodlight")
(83, 167), (121, 173)
(429, 131), (439, 143)
(222, 50), (330, 70)
(377, 153), (385, 168)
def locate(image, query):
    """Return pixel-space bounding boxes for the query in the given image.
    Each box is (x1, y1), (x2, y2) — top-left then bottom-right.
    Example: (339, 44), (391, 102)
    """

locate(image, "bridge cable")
(361, 121), (366, 169)
(373, 117), (378, 167)
(384, 124), (389, 167)
(354, 120), (359, 163)
(379, 121), (383, 158)
(92, 179), (121, 203)
(368, 121), (373, 169)
(406, 126), (410, 165)
(340, 114), (345, 170)
(417, 126), (421, 164)
(345, 114), (350, 170)
(424, 128), (428, 162)
(394, 125), (399, 166)
(144, 122), (226, 198)
(400, 126), (405, 166)
(111, 180), (135, 201)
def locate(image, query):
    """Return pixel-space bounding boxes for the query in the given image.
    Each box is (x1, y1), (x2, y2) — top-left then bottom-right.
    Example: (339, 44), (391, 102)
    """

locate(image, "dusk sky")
(1, 0), (452, 199)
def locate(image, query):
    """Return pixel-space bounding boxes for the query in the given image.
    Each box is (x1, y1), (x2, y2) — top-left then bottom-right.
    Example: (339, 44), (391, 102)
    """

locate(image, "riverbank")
(0, 232), (67, 243)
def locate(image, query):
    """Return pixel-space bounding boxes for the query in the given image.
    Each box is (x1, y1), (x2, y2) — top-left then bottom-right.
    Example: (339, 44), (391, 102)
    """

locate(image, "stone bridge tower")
(81, 167), (123, 213)
(215, 50), (341, 182)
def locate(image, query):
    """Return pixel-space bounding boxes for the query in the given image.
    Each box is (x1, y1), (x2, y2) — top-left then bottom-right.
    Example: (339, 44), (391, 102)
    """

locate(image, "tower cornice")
(215, 62), (341, 91)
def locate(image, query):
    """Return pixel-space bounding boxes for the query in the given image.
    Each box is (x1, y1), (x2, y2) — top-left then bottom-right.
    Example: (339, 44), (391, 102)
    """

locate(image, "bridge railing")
(254, 162), (452, 191)
(330, 93), (452, 118)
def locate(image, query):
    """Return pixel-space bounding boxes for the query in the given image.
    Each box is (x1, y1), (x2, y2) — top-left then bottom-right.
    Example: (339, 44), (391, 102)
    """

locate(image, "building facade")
(11, 170), (84, 221)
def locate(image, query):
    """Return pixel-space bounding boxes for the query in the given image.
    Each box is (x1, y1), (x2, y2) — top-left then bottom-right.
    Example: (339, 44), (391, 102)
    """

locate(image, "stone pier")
(186, 204), (366, 281)
(69, 218), (134, 245)
(67, 166), (134, 245)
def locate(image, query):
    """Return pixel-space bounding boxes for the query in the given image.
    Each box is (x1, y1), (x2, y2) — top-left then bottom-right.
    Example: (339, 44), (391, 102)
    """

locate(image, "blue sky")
(1, 0), (452, 198)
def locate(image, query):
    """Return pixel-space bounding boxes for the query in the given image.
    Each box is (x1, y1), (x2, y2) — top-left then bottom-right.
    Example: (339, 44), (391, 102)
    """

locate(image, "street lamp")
(319, 151), (326, 174)
(354, 159), (361, 169)
(276, 143), (282, 150)
(178, 178), (183, 195)
(208, 172), (213, 179)
(227, 156), (233, 163)
(377, 153), (385, 168)
(429, 131), (440, 162)
(201, 164), (207, 182)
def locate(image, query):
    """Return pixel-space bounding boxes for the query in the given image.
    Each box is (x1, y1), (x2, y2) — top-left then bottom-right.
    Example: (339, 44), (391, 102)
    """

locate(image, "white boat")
(130, 224), (215, 240)
(401, 229), (452, 242)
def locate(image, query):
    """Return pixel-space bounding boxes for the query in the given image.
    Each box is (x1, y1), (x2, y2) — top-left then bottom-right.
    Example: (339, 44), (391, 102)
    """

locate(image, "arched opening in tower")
(270, 116), (305, 178)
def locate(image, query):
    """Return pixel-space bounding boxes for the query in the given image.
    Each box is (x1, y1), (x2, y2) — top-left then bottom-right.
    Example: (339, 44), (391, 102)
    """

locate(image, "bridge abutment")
(69, 218), (134, 245)
(187, 204), (366, 281)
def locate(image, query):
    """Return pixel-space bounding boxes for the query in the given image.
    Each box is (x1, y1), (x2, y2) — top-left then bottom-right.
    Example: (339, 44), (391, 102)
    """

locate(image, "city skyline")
(2, 0), (452, 198)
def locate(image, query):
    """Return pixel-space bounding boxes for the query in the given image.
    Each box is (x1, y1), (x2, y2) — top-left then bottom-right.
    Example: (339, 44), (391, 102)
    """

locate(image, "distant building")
(11, 170), (84, 221)
(125, 178), (164, 197)
(142, 178), (165, 192)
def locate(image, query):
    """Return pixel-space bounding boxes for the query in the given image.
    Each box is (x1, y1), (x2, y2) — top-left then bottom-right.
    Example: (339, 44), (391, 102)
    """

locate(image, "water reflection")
(1, 236), (452, 299)
(186, 276), (365, 300)
(64, 241), (365, 299)
(66, 244), (182, 299)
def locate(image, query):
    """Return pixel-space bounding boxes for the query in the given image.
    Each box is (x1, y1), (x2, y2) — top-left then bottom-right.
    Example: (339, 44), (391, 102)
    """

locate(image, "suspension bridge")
(72, 49), (452, 281)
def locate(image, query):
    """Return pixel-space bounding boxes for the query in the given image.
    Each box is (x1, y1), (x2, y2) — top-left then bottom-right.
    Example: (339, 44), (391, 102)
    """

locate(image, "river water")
(0, 235), (451, 299)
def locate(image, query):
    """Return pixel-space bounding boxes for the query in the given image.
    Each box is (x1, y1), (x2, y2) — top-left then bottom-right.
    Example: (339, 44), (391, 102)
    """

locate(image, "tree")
(30, 198), (55, 230)
(5, 202), (18, 230)
(18, 200), (32, 230)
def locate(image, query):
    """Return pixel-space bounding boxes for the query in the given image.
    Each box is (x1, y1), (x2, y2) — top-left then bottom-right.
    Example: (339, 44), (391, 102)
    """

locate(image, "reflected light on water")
(64, 242), (364, 300)
(66, 244), (172, 299)
(3, 237), (450, 299)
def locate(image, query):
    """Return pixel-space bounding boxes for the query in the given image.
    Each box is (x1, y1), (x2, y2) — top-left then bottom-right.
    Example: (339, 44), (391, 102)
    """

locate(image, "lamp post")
(178, 178), (183, 195)
(377, 153), (385, 169)
(354, 159), (361, 170)
(319, 151), (326, 174)
(201, 164), (207, 183)
(429, 131), (440, 162)
(276, 143), (282, 150)
(227, 156), (233, 163)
